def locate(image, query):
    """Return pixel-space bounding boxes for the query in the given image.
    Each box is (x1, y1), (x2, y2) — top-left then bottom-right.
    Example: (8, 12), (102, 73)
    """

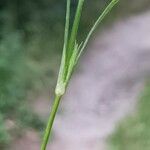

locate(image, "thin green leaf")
(75, 41), (83, 64)
(76, 0), (119, 61)
(55, 0), (71, 94)
(67, 0), (85, 63)
(65, 42), (79, 82)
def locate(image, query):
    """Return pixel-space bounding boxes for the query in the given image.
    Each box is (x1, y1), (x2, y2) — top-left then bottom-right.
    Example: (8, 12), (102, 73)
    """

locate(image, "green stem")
(41, 95), (62, 150)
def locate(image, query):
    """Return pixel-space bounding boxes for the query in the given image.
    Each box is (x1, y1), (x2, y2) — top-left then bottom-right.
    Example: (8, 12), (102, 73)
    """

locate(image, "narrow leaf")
(65, 42), (79, 83)
(77, 0), (119, 61)
(55, 0), (71, 93)
(67, 0), (85, 63)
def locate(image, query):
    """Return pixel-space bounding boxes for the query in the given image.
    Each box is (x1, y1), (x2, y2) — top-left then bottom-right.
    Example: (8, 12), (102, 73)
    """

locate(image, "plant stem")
(41, 95), (62, 150)
(40, 1), (119, 150)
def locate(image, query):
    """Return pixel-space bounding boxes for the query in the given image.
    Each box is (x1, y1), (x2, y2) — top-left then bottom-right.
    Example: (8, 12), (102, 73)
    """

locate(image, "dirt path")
(12, 11), (150, 150)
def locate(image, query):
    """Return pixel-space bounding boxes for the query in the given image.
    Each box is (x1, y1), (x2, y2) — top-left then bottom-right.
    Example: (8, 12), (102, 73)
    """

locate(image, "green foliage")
(109, 82), (150, 150)
(17, 105), (44, 131)
(0, 32), (25, 113)
(0, 114), (10, 149)
(0, 32), (44, 146)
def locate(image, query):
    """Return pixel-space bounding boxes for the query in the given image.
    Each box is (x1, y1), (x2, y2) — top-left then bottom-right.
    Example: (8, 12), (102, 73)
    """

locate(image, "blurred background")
(0, 0), (150, 150)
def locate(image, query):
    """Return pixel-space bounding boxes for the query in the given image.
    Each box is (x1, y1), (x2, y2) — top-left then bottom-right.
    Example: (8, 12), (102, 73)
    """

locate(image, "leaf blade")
(76, 0), (119, 61)
(66, 0), (85, 63)
(55, 0), (71, 95)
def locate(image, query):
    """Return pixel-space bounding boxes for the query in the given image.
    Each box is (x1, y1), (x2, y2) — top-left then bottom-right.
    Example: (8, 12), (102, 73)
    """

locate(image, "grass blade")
(77, 0), (119, 61)
(67, 0), (85, 62)
(66, 42), (79, 82)
(55, 0), (71, 95)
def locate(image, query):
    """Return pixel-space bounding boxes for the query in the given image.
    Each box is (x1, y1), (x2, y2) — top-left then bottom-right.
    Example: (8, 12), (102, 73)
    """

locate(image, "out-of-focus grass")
(0, 114), (10, 149)
(0, 32), (45, 148)
(109, 82), (150, 150)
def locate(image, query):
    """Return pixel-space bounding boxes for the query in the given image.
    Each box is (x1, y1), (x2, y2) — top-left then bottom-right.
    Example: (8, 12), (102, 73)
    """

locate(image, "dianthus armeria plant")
(41, 0), (119, 149)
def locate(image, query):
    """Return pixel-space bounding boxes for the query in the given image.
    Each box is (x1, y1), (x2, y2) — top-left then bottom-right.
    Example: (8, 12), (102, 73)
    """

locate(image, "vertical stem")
(41, 95), (62, 150)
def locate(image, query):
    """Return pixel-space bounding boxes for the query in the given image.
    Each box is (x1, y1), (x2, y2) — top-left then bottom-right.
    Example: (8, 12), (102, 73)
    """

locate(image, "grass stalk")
(41, 0), (119, 150)
(41, 95), (61, 150)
